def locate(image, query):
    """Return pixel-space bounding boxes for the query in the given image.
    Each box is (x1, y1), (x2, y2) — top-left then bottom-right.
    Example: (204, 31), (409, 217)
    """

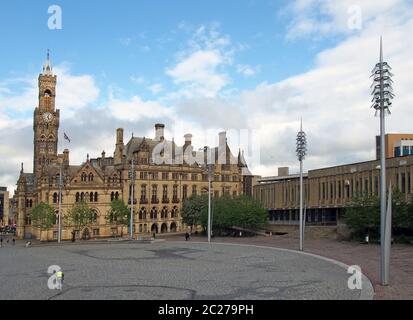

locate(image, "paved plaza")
(0, 240), (372, 300)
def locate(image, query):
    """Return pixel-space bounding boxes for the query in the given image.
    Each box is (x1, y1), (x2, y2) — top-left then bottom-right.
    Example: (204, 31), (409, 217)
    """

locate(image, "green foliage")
(182, 195), (208, 228)
(106, 199), (130, 227)
(65, 201), (95, 230)
(344, 189), (413, 240)
(183, 195), (267, 234)
(31, 202), (56, 230)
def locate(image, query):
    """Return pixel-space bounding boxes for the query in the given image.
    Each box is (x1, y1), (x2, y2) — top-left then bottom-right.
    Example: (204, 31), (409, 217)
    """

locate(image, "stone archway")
(82, 228), (90, 240)
(170, 222), (177, 233)
(151, 224), (159, 234)
(161, 223), (168, 234)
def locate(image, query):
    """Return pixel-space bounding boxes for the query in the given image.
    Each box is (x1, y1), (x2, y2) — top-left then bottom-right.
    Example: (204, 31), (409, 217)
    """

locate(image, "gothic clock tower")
(33, 51), (60, 177)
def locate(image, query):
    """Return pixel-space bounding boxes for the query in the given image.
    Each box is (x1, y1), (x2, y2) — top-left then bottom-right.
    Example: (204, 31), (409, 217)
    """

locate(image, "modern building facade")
(12, 55), (251, 241)
(376, 134), (413, 159)
(0, 187), (10, 225)
(254, 156), (413, 226)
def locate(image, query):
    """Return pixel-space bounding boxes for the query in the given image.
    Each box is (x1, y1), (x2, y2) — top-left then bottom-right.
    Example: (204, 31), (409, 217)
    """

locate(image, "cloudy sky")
(1, 0), (413, 194)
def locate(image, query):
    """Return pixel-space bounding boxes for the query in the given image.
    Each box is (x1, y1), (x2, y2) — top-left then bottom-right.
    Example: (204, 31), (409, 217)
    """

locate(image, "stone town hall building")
(13, 55), (251, 241)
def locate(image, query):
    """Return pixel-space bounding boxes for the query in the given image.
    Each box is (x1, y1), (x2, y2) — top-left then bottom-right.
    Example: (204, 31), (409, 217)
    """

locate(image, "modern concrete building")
(254, 156), (413, 226)
(376, 134), (413, 159)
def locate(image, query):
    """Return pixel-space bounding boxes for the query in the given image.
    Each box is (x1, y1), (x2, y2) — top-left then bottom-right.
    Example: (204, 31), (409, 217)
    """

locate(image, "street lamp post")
(296, 119), (307, 252)
(204, 147), (214, 244)
(58, 164), (62, 244)
(371, 37), (394, 285)
(129, 159), (136, 240)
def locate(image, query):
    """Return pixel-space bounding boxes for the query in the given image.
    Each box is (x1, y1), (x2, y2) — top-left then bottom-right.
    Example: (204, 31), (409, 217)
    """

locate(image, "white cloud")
(130, 75), (145, 84)
(236, 64), (261, 77)
(285, 0), (405, 40)
(166, 50), (229, 98)
(119, 37), (132, 46)
(165, 23), (235, 99)
(148, 83), (163, 95)
(108, 95), (172, 122)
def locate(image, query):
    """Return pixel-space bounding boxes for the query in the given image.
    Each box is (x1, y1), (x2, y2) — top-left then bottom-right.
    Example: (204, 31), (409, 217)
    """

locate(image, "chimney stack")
(155, 124), (165, 141)
(63, 149), (70, 166)
(219, 131), (227, 148)
(184, 134), (193, 148)
(116, 128), (124, 144)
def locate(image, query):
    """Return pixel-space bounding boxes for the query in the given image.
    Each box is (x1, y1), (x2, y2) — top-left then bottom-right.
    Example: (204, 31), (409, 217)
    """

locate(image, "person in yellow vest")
(56, 270), (64, 289)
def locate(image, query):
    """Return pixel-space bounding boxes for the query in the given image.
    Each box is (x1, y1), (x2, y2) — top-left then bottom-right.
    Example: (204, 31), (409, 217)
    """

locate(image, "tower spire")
(42, 49), (53, 76)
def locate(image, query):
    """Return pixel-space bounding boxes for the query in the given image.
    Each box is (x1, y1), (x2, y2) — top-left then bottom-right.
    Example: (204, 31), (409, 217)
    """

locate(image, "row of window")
(75, 192), (99, 203)
(81, 173), (94, 182)
(256, 172), (412, 207)
(137, 171), (240, 182)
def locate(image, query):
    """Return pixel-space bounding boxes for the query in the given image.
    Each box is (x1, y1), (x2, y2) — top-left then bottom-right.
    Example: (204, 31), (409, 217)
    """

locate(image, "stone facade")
(12, 56), (251, 241)
(0, 187), (9, 225)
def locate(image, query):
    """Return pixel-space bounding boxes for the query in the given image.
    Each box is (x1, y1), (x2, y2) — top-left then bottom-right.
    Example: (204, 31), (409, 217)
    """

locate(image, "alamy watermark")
(347, 265), (363, 290)
(347, 5), (363, 31)
(47, 265), (64, 290)
(48, 5), (62, 30)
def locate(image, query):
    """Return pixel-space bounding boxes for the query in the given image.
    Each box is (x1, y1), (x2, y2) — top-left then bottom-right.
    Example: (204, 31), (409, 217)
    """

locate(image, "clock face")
(42, 112), (53, 123)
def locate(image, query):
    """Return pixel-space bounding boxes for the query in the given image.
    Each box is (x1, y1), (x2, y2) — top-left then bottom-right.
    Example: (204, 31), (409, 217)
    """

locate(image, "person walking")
(185, 232), (190, 241)
(12, 238), (15, 246)
(0, 237), (3, 248)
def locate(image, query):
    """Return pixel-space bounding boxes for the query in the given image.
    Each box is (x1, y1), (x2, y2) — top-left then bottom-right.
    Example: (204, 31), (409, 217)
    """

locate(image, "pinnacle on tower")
(42, 49), (53, 76)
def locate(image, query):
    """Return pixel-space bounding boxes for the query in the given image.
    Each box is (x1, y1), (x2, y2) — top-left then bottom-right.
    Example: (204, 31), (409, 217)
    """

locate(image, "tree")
(182, 195), (208, 231)
(344, 189), (413, 241)
(197, 195), (268, 236)
(106, 199), (130, 237)
(344, 193), (380, 239)
(65, 201), (95, 239)
(30, 202), (56, 241)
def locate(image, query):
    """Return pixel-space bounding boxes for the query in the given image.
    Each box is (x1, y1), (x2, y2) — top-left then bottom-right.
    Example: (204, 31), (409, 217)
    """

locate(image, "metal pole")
(58, 164), (62, 244)
(130, 159), (135, 240)
(299, 160), (303, 251)
(208, 170), (211, 244)
(379, 41), (388, 285)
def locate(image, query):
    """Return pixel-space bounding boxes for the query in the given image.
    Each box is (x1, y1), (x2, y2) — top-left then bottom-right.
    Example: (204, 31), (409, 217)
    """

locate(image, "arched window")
(81, 192), (85, 202)
(115, 192), (119, 200)
(92, 210), (99, 223)
(55, 210), (59, 225)
(81, 173), (87, 182)
(53, 193), (58, 204)
(111, 192), (115, 201)
(29, 199), (33, 207)
(76, 192), (80, 202)
(90, 192), (94, 203)
(171, 206), (178, 218)
(139, 208), (147, 220)
(150, 207), (158, 220)
(94, 192), (98, 202)
(161, 207), (168, 219)
(88, 173), (94, 182)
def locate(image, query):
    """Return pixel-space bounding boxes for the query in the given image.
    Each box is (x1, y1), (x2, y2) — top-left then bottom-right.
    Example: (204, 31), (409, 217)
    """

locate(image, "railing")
(140, 198), (149, 204)
(162, 198), (170, 204)
(172, 198), (180, 204)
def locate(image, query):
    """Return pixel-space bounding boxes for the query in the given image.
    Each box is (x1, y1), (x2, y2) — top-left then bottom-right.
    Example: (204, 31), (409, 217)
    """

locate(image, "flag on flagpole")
(64, 133), (71, 143)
